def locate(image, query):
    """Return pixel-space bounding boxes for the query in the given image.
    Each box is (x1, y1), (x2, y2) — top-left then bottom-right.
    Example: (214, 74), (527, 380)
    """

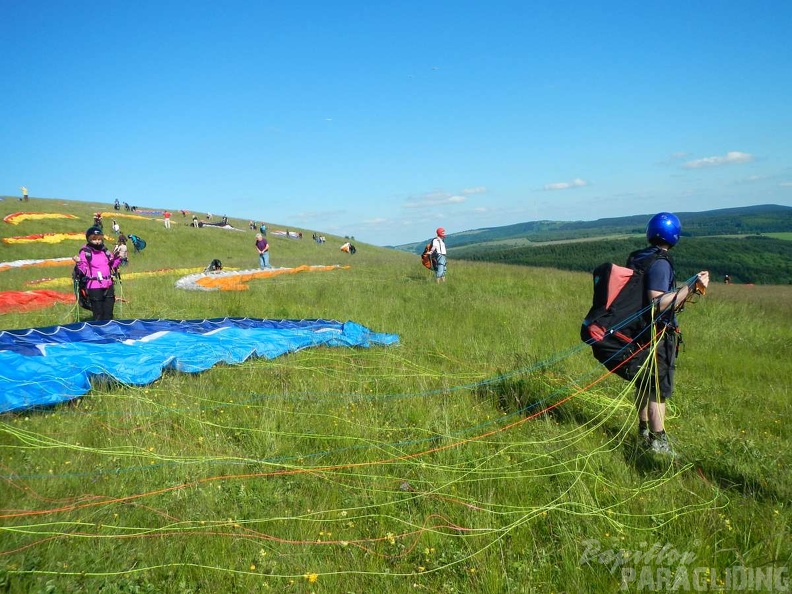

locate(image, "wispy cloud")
(543, 178), (588, 191)
(462, 186), (487, 195)
(780, 181), (792, 188)
(733, 175), (766, 185)
(657, 152), (691, 166)
(403, 190), (468, 209)
(683, 151), (754, 169)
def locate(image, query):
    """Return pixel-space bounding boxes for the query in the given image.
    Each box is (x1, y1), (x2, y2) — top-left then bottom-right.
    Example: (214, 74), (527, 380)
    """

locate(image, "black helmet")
(86, 226), (104, 241)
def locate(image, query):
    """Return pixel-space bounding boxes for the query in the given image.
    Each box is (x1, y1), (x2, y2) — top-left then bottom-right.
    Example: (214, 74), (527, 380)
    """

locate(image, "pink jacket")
(77, 244), (121, 289)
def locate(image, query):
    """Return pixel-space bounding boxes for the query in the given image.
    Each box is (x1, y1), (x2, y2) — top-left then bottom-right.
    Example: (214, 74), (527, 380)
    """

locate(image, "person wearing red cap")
(430, 227), (447, 283)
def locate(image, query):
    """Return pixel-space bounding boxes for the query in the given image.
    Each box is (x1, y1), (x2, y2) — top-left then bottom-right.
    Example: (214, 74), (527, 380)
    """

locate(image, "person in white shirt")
(430, 227), (447, 283)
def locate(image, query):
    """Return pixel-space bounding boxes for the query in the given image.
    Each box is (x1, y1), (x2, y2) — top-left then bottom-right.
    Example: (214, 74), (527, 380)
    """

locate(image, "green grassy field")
(1, 197), (791, 593)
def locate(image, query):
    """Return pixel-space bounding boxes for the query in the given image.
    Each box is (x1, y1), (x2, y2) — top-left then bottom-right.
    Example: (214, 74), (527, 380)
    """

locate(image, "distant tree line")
(454, 236), (792, 285)
(427, 205), (792, 251)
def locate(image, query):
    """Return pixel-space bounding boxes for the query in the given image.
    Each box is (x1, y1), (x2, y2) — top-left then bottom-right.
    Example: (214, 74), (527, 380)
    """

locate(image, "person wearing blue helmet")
(626, 213), (709, 455)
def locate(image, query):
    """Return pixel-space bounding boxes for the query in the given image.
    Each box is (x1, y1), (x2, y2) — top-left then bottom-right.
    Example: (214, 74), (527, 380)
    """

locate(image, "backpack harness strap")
(80, 247), (118, 282)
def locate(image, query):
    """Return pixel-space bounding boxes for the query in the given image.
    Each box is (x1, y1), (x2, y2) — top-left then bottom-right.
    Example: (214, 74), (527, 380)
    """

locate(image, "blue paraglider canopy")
(0, 318), (399, 413)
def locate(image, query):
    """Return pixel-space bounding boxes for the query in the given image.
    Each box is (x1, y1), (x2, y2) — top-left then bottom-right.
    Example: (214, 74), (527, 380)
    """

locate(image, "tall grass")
(1, 197), (790, 593)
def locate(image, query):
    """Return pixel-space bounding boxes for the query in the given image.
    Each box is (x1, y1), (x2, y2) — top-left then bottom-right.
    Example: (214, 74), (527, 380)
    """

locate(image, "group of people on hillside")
(113, 199), (135, 211)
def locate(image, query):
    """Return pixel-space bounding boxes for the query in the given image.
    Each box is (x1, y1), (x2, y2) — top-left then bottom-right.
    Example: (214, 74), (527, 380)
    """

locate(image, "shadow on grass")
(688, 452), (786, 502)
(474, 370), (578, 419)
(475, 372), (786, 500)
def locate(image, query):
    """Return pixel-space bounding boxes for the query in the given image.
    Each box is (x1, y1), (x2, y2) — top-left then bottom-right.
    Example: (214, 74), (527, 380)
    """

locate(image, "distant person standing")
(20, 186), (28, 201)
(112, 219), (121, 234)
(114, 234), (128, 266)
(430, 227), (447, 283)
(163, 211), (172, 229)
(255, 233), (271, 268)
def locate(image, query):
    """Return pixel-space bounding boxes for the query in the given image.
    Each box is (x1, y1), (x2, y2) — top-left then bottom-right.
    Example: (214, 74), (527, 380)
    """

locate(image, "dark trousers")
(87, 286), (116, 321)
(635, 330), (677, 400)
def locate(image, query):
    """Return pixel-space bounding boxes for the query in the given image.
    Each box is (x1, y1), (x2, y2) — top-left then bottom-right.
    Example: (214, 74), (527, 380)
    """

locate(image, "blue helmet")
(646, 212), (681, 247)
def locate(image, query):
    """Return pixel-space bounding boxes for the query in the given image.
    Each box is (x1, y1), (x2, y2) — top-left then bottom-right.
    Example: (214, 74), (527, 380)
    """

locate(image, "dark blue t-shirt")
(645, 257), (674, 293)
(627, 246), (677, 325)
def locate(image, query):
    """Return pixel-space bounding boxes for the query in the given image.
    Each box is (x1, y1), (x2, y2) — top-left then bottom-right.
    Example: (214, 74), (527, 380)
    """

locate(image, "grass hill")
(1, 196), (790, 593)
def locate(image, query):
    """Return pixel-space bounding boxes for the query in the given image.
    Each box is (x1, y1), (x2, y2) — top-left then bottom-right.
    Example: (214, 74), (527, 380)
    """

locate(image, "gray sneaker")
(639, 428), (651, 447)
(649, 433), (675, 456)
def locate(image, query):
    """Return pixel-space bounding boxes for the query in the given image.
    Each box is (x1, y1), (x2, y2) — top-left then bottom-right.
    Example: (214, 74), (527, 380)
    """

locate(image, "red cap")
(436, 227), (446, 238)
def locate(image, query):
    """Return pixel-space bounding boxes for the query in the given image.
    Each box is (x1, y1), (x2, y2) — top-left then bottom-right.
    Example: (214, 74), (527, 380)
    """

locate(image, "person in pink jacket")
(74, 226), (122, 320)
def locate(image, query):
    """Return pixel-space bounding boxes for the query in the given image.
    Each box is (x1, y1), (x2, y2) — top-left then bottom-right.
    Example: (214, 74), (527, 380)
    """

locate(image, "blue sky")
(2, 1), (791, 246)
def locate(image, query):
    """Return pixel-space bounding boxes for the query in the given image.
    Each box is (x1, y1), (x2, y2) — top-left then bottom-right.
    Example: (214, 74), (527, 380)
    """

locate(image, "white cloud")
(403, 191), (467, 209)
(780, 181), (792, 187)
(683, 151), (754, 169)
(462, 186), (487, 195)
(543, 178), (588, 191)
(733, 175), (766, 185)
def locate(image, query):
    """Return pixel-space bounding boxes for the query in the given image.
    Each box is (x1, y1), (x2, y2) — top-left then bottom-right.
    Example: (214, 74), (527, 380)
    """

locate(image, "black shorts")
(635, 330), (677, 400)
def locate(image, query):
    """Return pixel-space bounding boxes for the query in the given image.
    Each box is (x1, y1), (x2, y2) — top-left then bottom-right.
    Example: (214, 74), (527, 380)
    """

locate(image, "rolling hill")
(394, 204), (792, 285)
(393, 204), (792, 252)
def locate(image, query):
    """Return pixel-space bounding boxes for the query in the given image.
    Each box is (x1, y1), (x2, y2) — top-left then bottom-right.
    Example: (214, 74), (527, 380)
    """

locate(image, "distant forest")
(395, 205), (792, 285)
(437, 204), (792, 249)
(454, 236), (792, 285)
